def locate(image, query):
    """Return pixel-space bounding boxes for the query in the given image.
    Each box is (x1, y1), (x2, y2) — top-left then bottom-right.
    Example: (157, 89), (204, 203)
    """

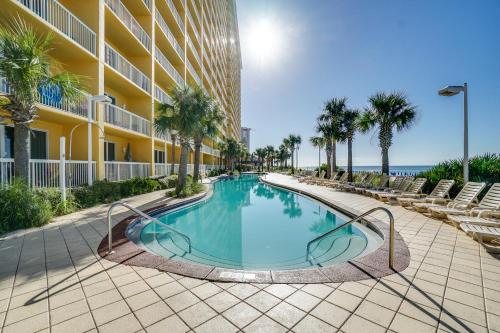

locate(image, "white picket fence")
(104, 162), (150, 182)
(154, 163), (218, 177)
(0, 158), (95, 188)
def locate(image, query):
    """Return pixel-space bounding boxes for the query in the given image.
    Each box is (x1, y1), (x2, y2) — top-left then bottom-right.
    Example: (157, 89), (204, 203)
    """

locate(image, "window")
(104, 141), (116, 161)
(155, 149), (165, 163)
(1, 126), (47, 159)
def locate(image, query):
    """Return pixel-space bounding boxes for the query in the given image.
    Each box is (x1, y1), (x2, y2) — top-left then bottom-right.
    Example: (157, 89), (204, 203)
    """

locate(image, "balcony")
(16, 0), (96, 55)
(142, 0), (152, 11)
(104, 43), (151, 94)
(0, 77), (93, 120)
(155, 11), (185, 60)
(189, 0), (201, 27)
(164, 0), (184, 32)
(187, 59), (201, 85)
(155, 47), (184, 87)
(187, 35), (201, 66)
(105, 0), (151, 51)
(186, 7), (200, 44)
(154, 85), (173, 105)
(104, 104), (151, 136)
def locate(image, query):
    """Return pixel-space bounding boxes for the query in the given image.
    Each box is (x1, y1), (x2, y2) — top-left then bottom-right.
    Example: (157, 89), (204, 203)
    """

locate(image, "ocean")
(303, 165), (434, 176)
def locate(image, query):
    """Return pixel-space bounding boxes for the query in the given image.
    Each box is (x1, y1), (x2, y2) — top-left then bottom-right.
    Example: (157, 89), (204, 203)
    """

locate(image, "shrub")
(119, 177), (162, 197)
(0, 180), (53, 233)
(170, 175), (206, 198)
(40, 188), (78, 216)
(417, 153), (500, 198)
(159, 174), (178, 188)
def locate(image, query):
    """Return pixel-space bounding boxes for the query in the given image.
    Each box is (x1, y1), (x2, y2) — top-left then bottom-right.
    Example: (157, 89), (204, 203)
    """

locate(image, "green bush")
(417, 153), (500, 198)
(158, 174), (178, 188)
(40, 188), (78, 216)
(208, 169), (226, 177)
(170, 175), (206, 198)
(0, 180), (53, 233)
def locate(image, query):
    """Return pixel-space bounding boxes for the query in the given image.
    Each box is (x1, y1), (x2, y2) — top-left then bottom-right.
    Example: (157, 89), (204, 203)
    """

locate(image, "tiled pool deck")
(1, 173), (499, 332)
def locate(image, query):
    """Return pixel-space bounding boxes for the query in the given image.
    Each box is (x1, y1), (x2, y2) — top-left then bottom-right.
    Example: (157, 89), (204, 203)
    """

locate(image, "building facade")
(0, 0), (241, 184)
(240, 126), (251, 152)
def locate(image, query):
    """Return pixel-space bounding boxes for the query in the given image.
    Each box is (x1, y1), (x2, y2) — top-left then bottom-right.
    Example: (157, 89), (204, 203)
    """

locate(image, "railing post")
(59, 137), (66, 201)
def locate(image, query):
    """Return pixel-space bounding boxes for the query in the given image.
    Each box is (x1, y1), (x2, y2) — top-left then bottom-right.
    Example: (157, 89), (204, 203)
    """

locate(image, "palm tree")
(156, 85), (199, 192)
(282, 138), (291, 169)
(265, 145), (275, 171)
(255, 148), (266, 172)
(276, 144), (289, 169)
(359, 92), (417, 175)
(317, 98), (347, 178)
(309, 136), (326, 176)
(0, 20), (84, 182)
(222, 138), (240, 170)
(192, 88), (223, 182)
(338, 109), (360, 182)
(287, 134), (301, 174)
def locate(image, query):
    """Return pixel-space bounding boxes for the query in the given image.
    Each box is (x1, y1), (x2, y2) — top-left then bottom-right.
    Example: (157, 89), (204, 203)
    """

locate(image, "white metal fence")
(105, 0), (151, 50)
(154, 163), (218, 177)
(17, 0), (96, 55)
(104, 104), (150, 136)
(155, 11), (185, 59)
(154, 84), (173, 105)
(104, 43), (151, 93)
(0, 158), (95, 188)
(105, 162), (150, 181)
(154, 46), (184, 86)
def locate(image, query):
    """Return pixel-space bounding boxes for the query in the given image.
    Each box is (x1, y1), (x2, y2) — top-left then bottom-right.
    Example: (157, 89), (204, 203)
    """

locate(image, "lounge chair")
(430, 183), (500, 220)
(355, 174), (390, 194)
(299, 170), (318, 183)
(460, 223), (500, 253)
(328, 172), (349, 188)
(367, 176), (411, 198)
(397, 179), (455, 208)
(306, 170), (326, 185)
(314, 171), (338, 186)
(413, 182), (486, 214)
(448, 214), (500, 228)
(375, 178), (427, 203)
(342, 173), (377, 192)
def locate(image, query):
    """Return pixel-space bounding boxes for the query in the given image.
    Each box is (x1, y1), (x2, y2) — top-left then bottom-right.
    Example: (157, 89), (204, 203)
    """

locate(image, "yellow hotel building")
(0, 0), (241, 184)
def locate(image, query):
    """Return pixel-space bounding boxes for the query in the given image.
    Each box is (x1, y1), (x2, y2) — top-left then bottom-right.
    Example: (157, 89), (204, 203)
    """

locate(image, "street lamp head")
(91, 95), (113, 105)
(438, 85), (464, 96)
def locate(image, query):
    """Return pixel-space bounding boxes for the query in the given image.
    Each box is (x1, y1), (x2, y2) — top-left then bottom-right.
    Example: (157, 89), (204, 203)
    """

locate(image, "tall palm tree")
(265, 145), (275, 171)
(282, 138), (291, 169)
(222, 138), (240, 170)
(317, 98), (347, 178)
(255, 148), (266, 172)
(0, 20), (84, 182)
(338, 109), (360, 182)
(277, 144), (289, 169)
(309, 136), (326, 176)
(156, 85), (199, 192)
(192, 88), (223, 182)
(359, 92), (417, 175)
(287, 134), (301, 174)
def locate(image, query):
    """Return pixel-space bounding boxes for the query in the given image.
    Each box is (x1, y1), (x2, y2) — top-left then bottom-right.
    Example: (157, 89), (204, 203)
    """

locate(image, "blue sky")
(236, 0), (500, 167)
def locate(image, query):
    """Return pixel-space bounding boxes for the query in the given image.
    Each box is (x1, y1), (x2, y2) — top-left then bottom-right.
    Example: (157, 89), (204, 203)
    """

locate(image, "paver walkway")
(0, 173), (499, 332)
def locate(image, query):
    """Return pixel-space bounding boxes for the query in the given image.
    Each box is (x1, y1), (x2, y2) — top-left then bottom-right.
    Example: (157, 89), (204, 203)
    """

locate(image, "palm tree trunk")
(176, 139), (190, 192)
(347, 137), (353, 182)
(325, 140), (332, 179)
(331, 140), (337, 173)
(14, 124), (30, 182)
(382, 146), (389, 175)
(193, 139), (202, 182)
(290, 148), (295, 173)
(170, 135), (176, 175)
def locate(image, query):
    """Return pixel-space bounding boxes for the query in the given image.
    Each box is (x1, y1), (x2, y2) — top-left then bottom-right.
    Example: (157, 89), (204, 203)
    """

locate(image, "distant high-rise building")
(240, 127), (251, 151)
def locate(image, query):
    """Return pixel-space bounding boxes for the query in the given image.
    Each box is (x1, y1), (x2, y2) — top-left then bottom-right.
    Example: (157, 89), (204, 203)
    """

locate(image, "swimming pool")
(127, 174), (383, 271)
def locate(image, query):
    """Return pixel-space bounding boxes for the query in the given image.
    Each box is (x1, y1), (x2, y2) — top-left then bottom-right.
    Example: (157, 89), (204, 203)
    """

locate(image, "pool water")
(130, 174), (381, 270)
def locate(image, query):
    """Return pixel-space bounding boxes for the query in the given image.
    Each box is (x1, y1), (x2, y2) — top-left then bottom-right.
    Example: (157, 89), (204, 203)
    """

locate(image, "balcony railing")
(190, 0), (201, 26)
(155, 47), (184, 86)
(105, 0), (151, 51)
(104, 43), (151, 93)
(187, 59), (201, 85)
(104, 104), (150, 135)
(186, 8), (200, 43)
(155, 11), (185, 60)
(1, 77), (93, 119)
(143, 0), (152, 11)
(17, 0), (96, 55)
(105, 161), (150, 181)
(187, 35), (201, 66)
(165, 0), (184, 32)
(154, 85), (172, 105)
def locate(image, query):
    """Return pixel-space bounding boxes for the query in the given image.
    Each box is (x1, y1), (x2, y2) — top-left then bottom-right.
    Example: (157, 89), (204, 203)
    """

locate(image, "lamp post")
(87, 95), (112, 185)
(438, 83), (469, 182)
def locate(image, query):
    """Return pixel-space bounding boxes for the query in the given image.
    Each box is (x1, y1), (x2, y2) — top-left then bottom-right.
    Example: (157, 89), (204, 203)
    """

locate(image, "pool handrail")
(306, 207), (395, 269)
(106, 201), (192, 255)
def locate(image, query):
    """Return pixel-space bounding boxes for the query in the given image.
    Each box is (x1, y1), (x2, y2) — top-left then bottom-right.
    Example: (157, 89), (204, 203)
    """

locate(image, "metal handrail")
(107, 201), (192, 255)
(306, 207), (395, 269)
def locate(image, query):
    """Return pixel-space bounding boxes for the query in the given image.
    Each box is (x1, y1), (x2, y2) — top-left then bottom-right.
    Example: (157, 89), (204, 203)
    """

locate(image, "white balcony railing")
(105, 43), (151, 93)
(187, 59), (201, 85)
(142, 0), (152, 11)
(190, 0), (200, 26)
(155, 47), (184, 86)
(0, 158), (95, 188)
(17, 0), (96, 55)
(155, 11), (184, 60)
(1, 77), (93, 119)
(105, 0), (151, 51)
(104, 104), (150, 136)
(165, 0), (184, 32)
(186, 8), (200, 43)
(154, 85), (172, 105)
(187, 35), (201, 66)
(105, 161), (150, 181)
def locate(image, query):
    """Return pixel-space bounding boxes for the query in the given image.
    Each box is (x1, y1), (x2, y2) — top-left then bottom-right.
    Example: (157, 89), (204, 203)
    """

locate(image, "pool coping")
(98, 175), (410, 283)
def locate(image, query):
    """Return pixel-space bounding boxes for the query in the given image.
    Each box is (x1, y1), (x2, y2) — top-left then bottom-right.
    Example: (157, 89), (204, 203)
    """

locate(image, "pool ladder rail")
(306, 207), (395, 269)
(106, 201), (192, 255)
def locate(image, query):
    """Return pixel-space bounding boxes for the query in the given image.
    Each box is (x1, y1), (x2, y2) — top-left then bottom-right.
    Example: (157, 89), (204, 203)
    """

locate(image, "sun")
(246, 16), (284, 67)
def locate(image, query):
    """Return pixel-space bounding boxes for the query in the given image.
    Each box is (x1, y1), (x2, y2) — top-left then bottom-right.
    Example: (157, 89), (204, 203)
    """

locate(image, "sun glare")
(246, 17), (284, 67)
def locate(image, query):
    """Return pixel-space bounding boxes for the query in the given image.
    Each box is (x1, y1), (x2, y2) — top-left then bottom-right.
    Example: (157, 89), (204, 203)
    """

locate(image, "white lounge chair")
(375, 178), (427, 203)
(342, 173), (377, 192)
(429, 183), (500, 219)
(355, 174), (390, 194)
(460, 223), (500, 253)
(365, 176), (405, 197)
(371, 177), (414, 200)
(413, 182), (486, 214)
(397, 179), (455, 207)
(448, 214), (500, 228)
